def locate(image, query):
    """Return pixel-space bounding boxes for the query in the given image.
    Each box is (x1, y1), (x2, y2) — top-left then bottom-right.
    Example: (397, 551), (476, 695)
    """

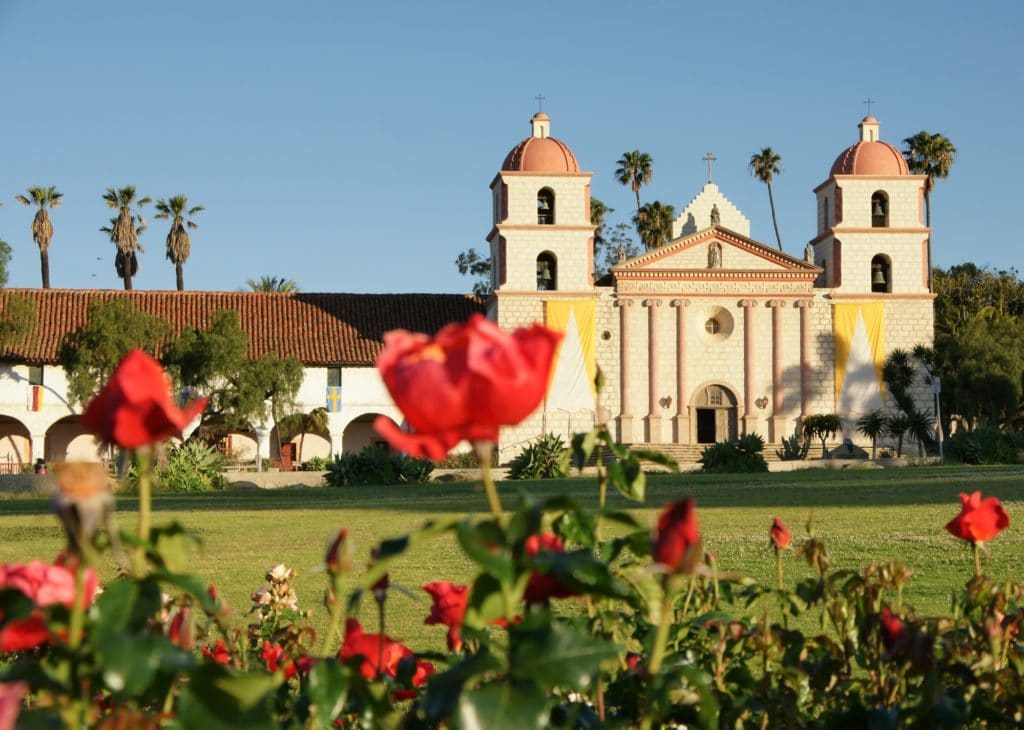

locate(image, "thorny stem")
(376, 595), (386, 680)
(476, 441), (502, 517)
(642, 590), (677, 730)
(973, 543), (982, 578)
(775, 550), (784, 590)
(319, 576), (345, 656)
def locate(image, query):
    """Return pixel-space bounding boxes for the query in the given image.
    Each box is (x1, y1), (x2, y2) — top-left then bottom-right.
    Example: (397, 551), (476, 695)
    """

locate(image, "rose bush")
(1, 329), (1023, 728)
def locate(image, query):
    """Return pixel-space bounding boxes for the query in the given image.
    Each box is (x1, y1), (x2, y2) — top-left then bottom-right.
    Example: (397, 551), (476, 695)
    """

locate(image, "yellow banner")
(544, 300), (597, 405)
(833, 302), (885, 403)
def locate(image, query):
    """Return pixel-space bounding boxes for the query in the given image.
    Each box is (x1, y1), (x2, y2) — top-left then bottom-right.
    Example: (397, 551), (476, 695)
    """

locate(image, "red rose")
(374, 314), (562, 460)
(325, 529), (351, 576)
(946, 491), (1010, 545)
(0, 558), (100, 653)
(81, 349), (207, 449)
(423, 581), (469, 651)
(769, 517), (791, 551)
(202, 638), (230, 665)
(879, 608), (905, 654)
(260, 641), (297, 680)
(652, 498), (701, 573)
(523, 533), (578, 604)
(339, 618), (433, 689)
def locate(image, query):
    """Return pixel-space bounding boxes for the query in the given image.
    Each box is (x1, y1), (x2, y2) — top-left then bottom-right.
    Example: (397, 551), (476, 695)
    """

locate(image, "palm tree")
(856, 409), (889, 459)
(749, 148), (783, 250)
(633, 201), (675, 250)
(802, 413), (843, 458)
(886, 413), (911, 458)
(902, 132), (956, 291)
(15, 186), (63, 289)
(247, 275), (298, 293)
(615, 150), (653, 213)
(155, 195), (204, 291)
(102, 186), (151, 290)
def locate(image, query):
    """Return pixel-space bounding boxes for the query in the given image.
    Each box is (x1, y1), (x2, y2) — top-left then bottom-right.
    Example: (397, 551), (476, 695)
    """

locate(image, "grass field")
(1, 465), (1022, 652)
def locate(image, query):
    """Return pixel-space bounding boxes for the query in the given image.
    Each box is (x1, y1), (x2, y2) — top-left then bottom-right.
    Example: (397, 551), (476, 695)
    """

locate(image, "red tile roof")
(0, 289), (486, 366)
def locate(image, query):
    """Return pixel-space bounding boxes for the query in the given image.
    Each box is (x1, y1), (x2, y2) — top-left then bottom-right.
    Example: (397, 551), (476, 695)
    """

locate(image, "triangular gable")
(611, 226), (820, 280)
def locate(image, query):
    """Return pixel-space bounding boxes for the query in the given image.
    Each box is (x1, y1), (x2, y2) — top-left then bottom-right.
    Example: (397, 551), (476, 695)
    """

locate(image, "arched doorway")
(270, 423), (332, 468)
(343, 413), (390, 454)
(692, 384), (738, 444)
(45, 416), (103, 462)
(0, 417), (31, 472)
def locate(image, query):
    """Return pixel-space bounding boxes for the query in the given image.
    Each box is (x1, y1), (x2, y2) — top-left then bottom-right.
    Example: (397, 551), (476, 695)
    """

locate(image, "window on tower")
(537, 188), (555, 225)
(536, 252), (557, 291)
(871, 254), (892, 293)
(871, 191), (889, 228)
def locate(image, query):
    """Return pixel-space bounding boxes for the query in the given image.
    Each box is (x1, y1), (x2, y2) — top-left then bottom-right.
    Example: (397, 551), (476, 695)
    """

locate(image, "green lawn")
(1, 465), (1021, 652)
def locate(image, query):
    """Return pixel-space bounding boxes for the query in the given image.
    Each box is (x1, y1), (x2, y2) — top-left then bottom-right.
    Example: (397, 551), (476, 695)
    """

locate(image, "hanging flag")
(326, 386), (343, 413)
(27, 385), (43, 412)
(544, 300), (597, 412)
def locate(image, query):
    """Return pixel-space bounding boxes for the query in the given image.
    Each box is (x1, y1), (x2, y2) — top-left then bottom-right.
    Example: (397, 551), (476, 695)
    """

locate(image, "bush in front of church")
(507, 433), (572, 480)
(700, 433), (769, 473)
(324, 444), (433, 486)
(945, 426), (1024, 465)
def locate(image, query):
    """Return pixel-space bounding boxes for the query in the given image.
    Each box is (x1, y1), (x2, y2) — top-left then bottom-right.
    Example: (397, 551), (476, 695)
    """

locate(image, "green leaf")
(361, 519), (456, 589)
(606, 455), (646, 502)
(422, 648), (504, 722)
(152, 571), (218, 614)
(571, 430), (598, 470)
(151, 522), (201, 573)
(177, 664), (281, 730)
(98, 634), (173, 695)
(509, 620), (619, 690)
(307, 659), (349, 730)
(456, 682), (548, 730)
(465, 573), (509, 627)
(90, 577), (163, 642)
(456, 521), (512, 582)
(630, 448), (680, 472)
(530, 549), (632, 600)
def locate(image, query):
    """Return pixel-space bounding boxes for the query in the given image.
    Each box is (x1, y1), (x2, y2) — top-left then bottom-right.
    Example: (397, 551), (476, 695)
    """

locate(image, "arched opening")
(871, 254), (892, 293)
(0, 417), (31, 472)
(270, 419), (332, 470)
(690, 384), (738, 444)
(871, 191), (889, 228)
(536, 252), (557, 291)
(537, 188), (555, 225)
(343, 413), (391, 454)
(45, 416), (102, 463)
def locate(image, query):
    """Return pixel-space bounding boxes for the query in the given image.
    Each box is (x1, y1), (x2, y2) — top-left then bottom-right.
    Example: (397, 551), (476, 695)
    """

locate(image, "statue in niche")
(616, 244), (627, 263)
(708, 241), (722, 269)
(804, 243), (814, 263)
(710, 204), (721, 226)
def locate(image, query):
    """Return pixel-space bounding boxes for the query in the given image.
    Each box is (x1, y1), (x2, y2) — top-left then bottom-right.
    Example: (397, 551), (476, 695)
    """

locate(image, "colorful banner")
(27, 385), (43, 412)
(543, 300), (597, 412)
(834, 302), (886, 411)
(325, 386), (342, 413)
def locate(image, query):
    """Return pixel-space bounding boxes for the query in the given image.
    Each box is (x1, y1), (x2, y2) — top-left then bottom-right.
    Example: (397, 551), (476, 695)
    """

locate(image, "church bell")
(872, 266), (886, 285)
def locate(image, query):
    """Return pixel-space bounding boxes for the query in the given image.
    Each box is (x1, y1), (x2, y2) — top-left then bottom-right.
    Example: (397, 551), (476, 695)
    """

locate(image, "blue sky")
(1, 1), (1020, 293)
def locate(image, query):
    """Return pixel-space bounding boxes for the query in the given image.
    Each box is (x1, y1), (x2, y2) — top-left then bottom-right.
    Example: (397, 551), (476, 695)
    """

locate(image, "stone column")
(768, 300), (789, 441)
(740, 300), (760, 435)
(616, 299), (636, 443)
(30, 434), (45, 464)
(796, 300), (814, 424)
(644, 299), (663, 442)
(671, 299), (690, 443)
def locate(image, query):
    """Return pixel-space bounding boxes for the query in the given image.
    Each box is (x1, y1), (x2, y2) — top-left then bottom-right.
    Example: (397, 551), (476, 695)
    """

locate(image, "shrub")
(149, 441), (227, 493)
(700, 433), (768, 473)
(946, 426), (1024, 465)
(507, 433), (571, 480)
(775, 432), (809, 461)
(300, 455), (330, 471)
(324, 445), (433, 486)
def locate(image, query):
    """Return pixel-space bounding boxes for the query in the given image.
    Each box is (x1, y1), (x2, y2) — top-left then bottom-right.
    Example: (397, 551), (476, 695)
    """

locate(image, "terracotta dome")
(830, 116), (909, 176)
(501, 113), (580, 173)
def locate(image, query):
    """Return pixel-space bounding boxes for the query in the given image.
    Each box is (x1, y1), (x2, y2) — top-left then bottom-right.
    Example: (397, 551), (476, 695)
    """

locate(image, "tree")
(246, 276), (298, 293)
(276, 407), (329, 463)
(594, 222), (641, 279)
(886, 413), (911, 458)
(634, 201), (675, 250)
(856, 410), (889, 459)
(101, 186), (151, 290)
(902, 132), (956, 291)
(163, 309), (302, 438)
(454, 249), (491, 296)
(801, 413), (843, 458)
(14, 186), (62, 288)
(615, 150), (653, 213)
(155, 195), (204, 291)
(58, 299), (171, 406)
(748, 148), (783, 251)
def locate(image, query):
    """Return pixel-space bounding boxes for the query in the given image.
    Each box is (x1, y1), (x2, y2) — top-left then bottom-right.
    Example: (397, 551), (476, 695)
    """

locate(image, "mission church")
(0, 112), (934, 468)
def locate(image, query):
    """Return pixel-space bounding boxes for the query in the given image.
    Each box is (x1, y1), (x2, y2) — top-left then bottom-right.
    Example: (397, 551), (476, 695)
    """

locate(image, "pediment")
(611, 226), (820, 282)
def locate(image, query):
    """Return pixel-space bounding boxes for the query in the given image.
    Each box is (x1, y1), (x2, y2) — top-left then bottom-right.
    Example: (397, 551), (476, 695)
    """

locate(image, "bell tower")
(809, 117), (930, 294)
(487, 112), (594, 313)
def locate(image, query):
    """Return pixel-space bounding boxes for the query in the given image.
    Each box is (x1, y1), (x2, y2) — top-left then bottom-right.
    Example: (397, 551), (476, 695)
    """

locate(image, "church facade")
(490, 112), (935, 460)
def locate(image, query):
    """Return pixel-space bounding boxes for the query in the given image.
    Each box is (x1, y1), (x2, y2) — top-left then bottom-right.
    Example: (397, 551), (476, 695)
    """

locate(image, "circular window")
(702, 305), (735, 342)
